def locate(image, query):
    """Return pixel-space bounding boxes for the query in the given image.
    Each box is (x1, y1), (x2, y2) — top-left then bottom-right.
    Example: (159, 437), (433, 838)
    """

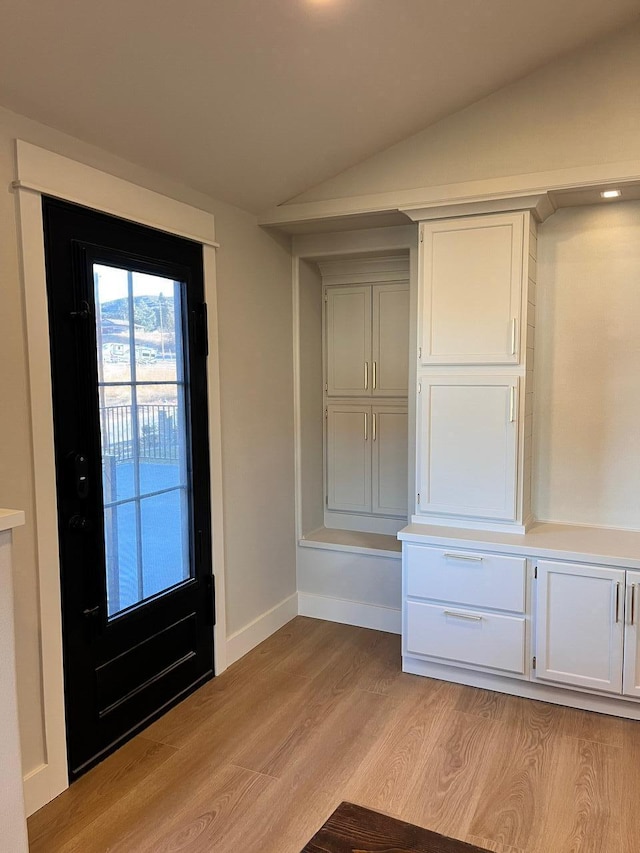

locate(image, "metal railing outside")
(100, 404), (180, 462)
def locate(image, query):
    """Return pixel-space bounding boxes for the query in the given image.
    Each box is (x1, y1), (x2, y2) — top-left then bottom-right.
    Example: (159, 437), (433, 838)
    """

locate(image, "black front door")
(43, 197), (214, 780)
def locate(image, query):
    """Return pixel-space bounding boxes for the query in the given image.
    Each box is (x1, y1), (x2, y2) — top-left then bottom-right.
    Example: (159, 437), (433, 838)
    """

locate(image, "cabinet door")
(420, 213), (524, 365)
(372, 283), (409, 396)
(326, 286), (371, 396)
(326, 404), (371, 513)
(623, 570), (640, 698)
(372, 406), (408, 517)
(535, 561), (624, 694)
(417, 375), (518, 521)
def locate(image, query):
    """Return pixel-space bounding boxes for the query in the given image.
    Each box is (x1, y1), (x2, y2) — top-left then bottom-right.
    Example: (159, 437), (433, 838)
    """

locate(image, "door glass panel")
(100, 386), (135, 502)
(141, 491), (190, 599)
(105, 502), (139, 614)
(136, 386), (187, 494)
(94, 263), (192, 617)
(95, 264), (132, 385)
(133, 274), (181, 383)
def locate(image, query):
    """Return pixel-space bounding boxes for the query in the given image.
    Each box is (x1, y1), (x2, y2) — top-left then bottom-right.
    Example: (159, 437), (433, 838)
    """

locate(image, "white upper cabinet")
(623, 570), (640, 698)
(535, 560), (625, 695)
(326, 286), (372, 396)
(420, 213), (525, 365)
(372, 284), (409, 396)
(326, 282), (408, 397)
(417, 375), (519, 521)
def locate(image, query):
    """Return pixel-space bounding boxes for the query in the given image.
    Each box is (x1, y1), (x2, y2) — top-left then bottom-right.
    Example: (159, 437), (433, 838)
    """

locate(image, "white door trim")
(14, 140), (227, 815)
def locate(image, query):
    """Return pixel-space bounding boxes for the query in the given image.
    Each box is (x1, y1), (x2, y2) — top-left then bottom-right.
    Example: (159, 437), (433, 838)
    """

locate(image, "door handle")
(68, 514), (93, 531)
(82, 605), (100, 619)
(70, 452), (90, 499)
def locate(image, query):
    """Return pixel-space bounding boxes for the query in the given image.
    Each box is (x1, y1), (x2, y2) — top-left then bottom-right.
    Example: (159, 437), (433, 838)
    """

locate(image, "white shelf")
(300, 527), (402, 559)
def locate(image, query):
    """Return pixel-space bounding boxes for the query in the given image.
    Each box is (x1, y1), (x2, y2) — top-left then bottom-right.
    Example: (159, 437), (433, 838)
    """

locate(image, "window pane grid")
(104, 485), (188, 511)
(95, 264), (191, 617)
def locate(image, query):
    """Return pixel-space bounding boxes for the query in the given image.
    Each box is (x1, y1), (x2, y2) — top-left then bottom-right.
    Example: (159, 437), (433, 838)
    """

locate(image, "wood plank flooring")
(28, 617), (640, 853)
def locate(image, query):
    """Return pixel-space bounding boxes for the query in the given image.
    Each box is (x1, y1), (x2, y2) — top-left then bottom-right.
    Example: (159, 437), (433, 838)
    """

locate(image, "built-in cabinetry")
(320, 256), (410, 533)
(326, 283), (409, 397)
(404, 544), (527, 676)
(535, 560), (640, 699)
(400, 523), (640, 719)
(327, 403), (407, 516)
(412, 210), (537, 532)
(417, 374), (519, 521)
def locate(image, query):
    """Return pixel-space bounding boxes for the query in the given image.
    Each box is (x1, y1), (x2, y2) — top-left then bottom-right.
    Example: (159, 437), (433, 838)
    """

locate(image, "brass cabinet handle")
(615, 582), (621, 623)
(364, 412), (368, 441)
(364, 362), (368, 390)
(373, 412), (377, 442)
(373, 360), (377, 390)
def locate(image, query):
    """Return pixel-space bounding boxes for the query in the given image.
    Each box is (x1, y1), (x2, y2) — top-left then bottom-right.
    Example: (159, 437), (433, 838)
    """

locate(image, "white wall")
(0, 105), (295, 779)
(289, 24), (640, 204)
(535, 200), (640, 529)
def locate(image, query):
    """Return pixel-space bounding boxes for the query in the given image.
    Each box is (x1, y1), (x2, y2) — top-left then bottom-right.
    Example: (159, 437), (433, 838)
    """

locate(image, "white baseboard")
(225, 592), (299, 667)
(23, 761), (68, 817)
(298, 592), (401, 634)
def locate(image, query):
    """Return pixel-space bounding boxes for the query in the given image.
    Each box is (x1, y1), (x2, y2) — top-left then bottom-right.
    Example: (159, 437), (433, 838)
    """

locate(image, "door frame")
(13, 140), (228, 815)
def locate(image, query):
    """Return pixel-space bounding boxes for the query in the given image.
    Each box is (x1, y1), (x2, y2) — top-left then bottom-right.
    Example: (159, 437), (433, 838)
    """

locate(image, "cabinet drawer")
(405, 545), (526, 612)
(405, 600), (526, 674)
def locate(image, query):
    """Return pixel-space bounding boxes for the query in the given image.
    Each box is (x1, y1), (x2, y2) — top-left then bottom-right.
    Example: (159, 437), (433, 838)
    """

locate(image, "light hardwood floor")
(28, 617), (640, 852)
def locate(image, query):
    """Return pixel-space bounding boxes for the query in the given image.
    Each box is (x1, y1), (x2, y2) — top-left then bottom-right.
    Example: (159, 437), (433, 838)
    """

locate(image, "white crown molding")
(399, 192), (556, 223)
(259, 159), (640, 232)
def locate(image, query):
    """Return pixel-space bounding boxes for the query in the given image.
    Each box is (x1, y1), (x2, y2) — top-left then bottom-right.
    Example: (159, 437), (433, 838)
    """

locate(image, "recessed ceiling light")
(600, 189), (622, 199)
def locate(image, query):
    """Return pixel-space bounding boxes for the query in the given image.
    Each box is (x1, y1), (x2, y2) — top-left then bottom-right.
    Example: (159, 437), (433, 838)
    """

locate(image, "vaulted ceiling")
(0, 0), (637, 213)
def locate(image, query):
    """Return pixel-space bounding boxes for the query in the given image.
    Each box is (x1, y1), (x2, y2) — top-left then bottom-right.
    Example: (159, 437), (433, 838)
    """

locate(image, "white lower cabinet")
(403, 543), (527, 677)
(406, 600), (526, 675)
(623, 570), (640, 698)
(534, 560), (625, 694)
(402, 528), (640, 718)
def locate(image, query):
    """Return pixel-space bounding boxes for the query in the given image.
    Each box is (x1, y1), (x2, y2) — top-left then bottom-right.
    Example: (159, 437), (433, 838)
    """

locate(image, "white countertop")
(398, 521), (640, 569)
(0, 509), (25, 532)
